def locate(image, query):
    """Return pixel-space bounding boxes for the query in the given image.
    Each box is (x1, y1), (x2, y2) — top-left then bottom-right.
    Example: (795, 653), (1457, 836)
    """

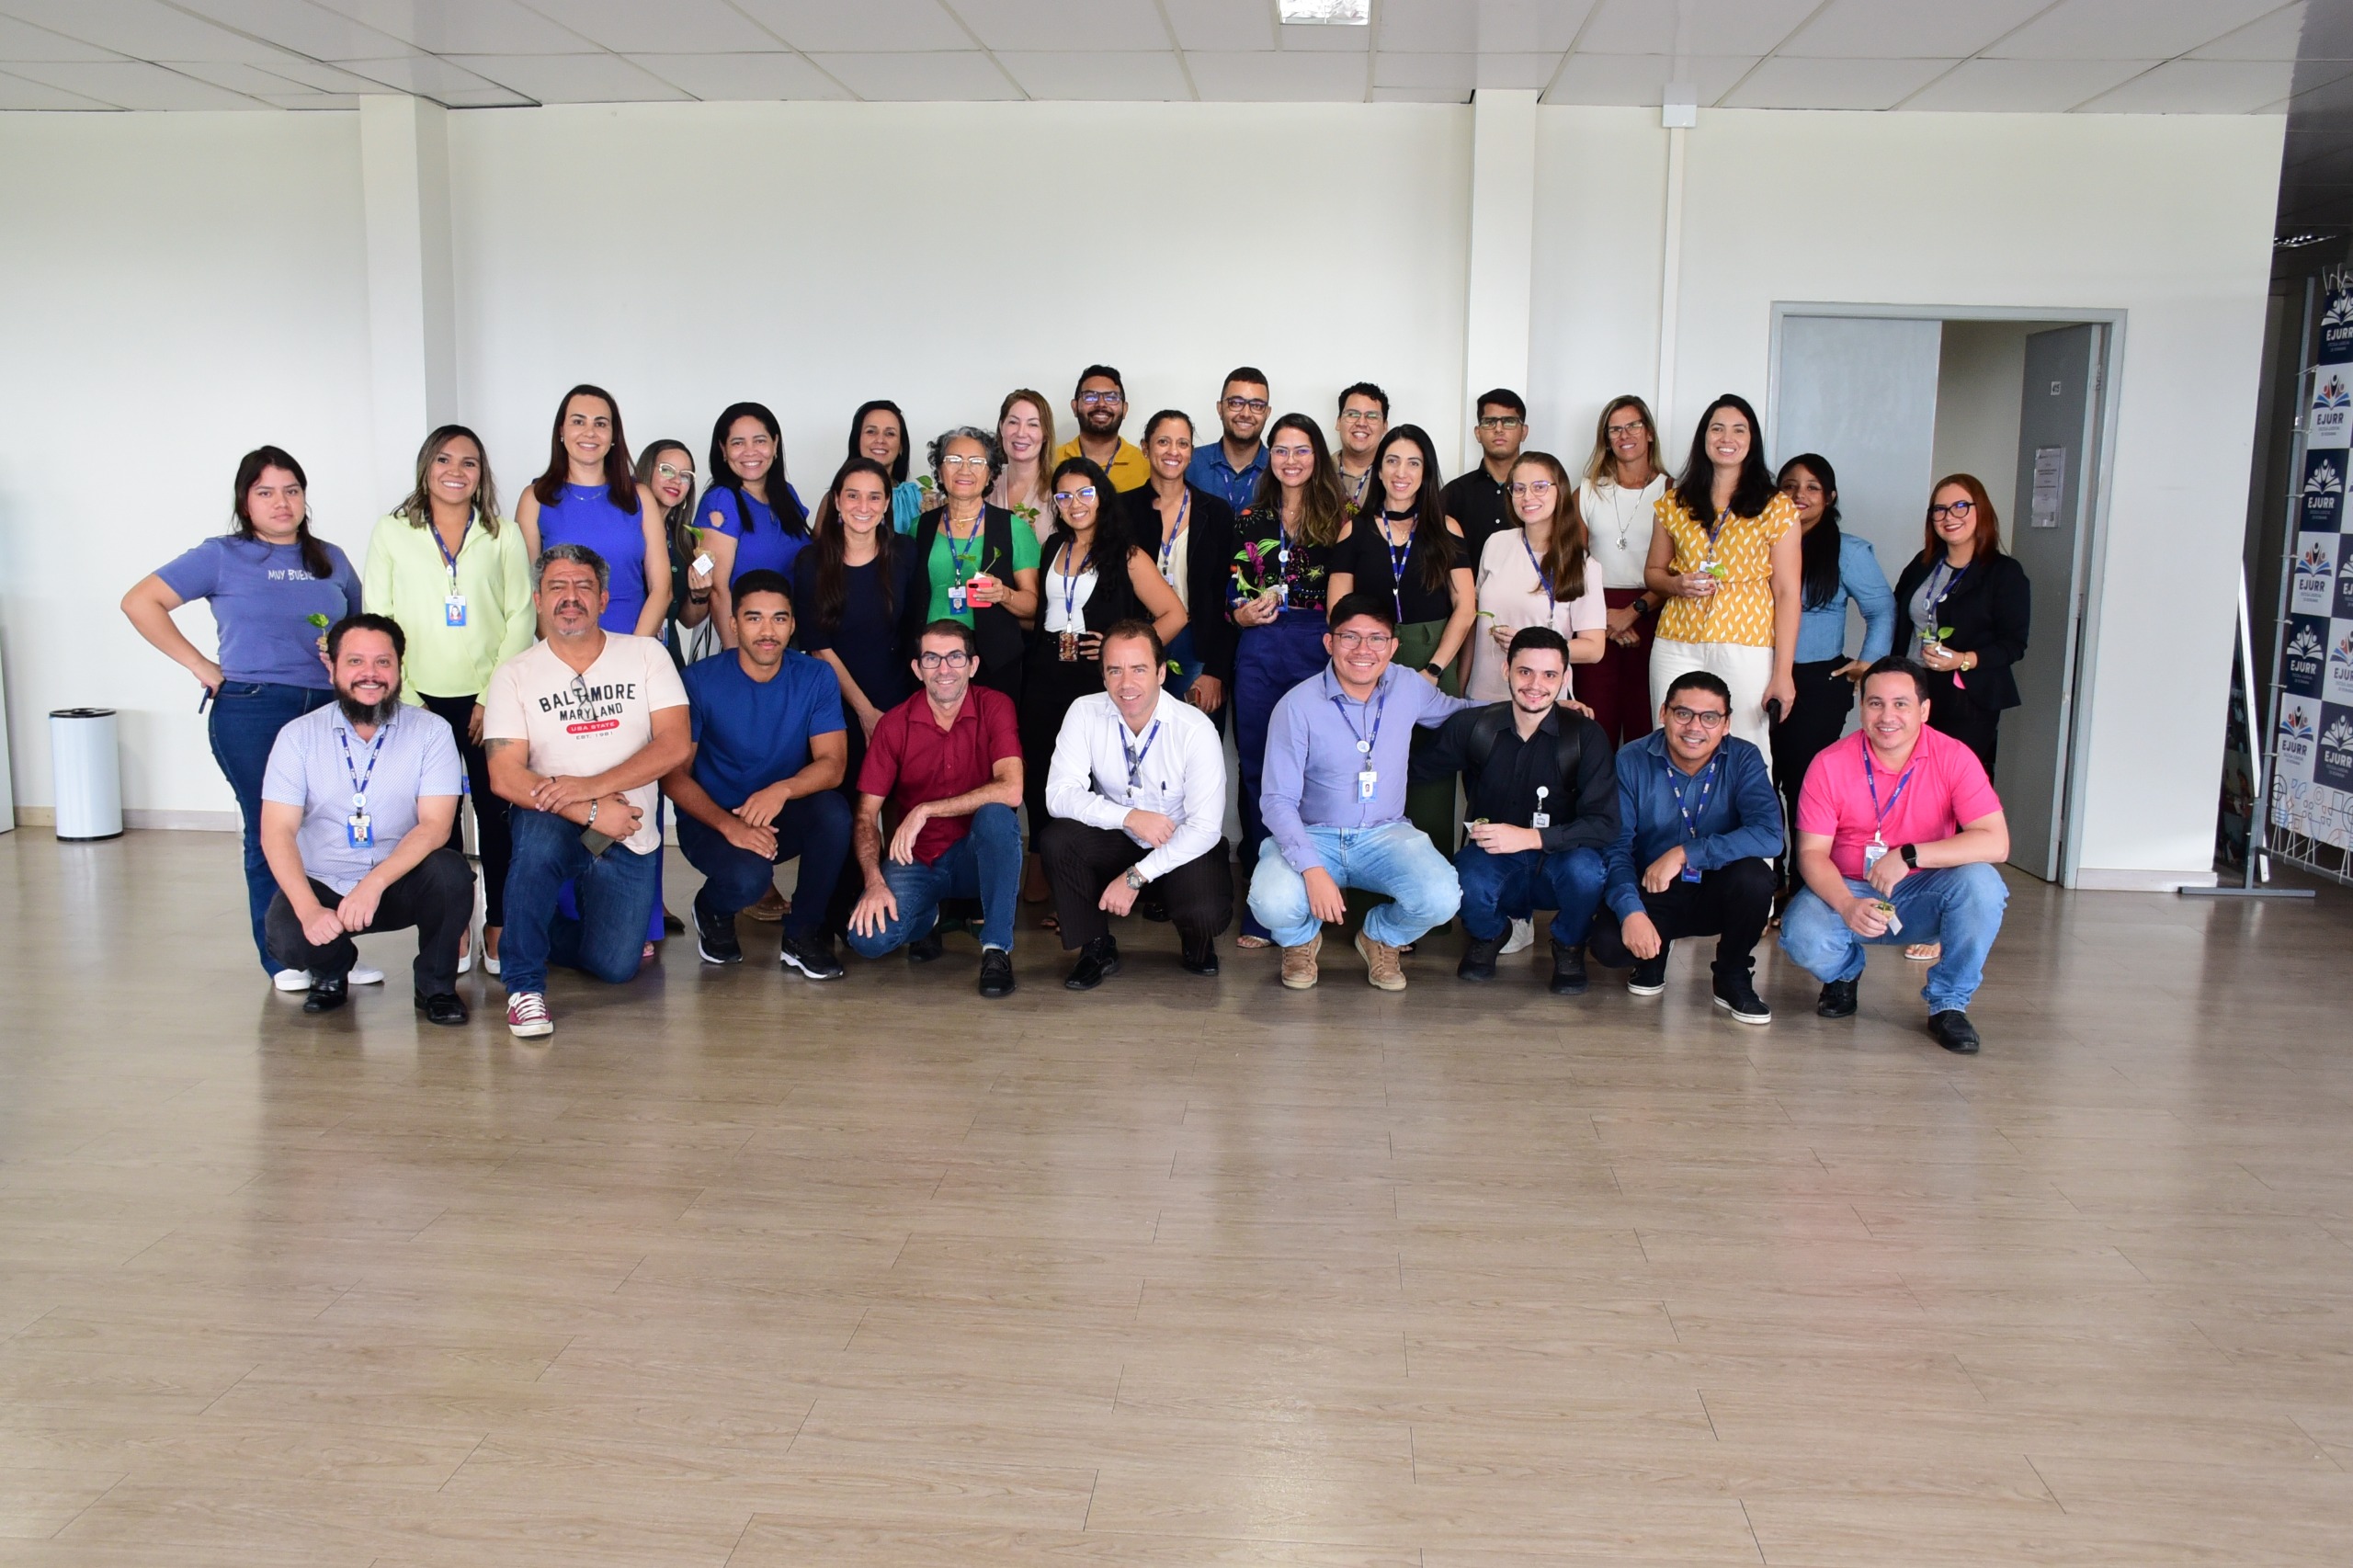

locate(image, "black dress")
(1018, 540), (1150, 846)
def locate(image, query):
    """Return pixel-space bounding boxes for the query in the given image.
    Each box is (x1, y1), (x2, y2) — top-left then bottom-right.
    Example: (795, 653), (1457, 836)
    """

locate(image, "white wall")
(1933, 320), (2034, 551)
(0, 111), (374, 826)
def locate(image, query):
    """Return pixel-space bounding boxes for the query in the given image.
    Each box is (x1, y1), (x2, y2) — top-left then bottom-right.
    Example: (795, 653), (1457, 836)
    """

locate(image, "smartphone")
(1765, 698), (1785, 724)
(580, 827), (614, 856)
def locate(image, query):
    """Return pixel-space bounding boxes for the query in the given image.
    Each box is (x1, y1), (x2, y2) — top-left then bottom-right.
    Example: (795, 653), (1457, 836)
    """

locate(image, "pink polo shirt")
(1796, 727), (2002, 881)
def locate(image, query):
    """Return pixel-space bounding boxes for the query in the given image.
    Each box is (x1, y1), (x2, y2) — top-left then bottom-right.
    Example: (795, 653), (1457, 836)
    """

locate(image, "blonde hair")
(1583, 394), (1662, 490)
(995, 389), (1057, 511)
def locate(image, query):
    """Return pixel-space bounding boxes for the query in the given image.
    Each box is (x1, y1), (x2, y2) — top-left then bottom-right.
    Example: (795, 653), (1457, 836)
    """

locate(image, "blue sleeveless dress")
(538, 482), (648, 632)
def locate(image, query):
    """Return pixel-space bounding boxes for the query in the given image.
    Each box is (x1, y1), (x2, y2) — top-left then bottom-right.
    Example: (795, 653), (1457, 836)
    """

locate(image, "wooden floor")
(3, 827), (2352, 1564)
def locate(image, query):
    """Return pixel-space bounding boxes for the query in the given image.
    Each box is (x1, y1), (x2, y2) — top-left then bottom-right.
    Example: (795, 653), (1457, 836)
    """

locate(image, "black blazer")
(1123, 483), (1238, 685)
(1892, 548), (2031, 714)
(913, 505), (1028, 676)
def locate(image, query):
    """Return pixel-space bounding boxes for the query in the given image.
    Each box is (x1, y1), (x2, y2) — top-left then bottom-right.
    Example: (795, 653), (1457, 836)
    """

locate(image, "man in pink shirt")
(1778, 656), (2010, 1054)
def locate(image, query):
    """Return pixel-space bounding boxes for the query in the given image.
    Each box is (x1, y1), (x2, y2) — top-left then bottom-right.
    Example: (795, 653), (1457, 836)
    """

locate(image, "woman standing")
(797, 458), (925, 791)
(991, 390), (1057, 547)
(1893, 473), (2029, 775)
(699, 402), (809, 645)
(1327, 424), (1476, 852)
(363, 426), (533, 975)
(1471, 451), (1608, 702)
(1123, 409), (1237, 714)
(847, 399), (929, 535)
(1577, 395), (1669, 745)
(122, 446), (365, 981)
(636, 439), (710, 666)
(913, 426), (1041, 703)
(516, 383), (670, 637)
(1768, 453), (1894, 850)
(1644, 393), (1802, 750)
(1018, 457), (1187, 926)
(1228, 413), (1348, 947)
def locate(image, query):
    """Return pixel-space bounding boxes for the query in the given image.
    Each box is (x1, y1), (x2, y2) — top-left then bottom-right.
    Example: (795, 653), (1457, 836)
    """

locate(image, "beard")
(337, 685), (401, 726)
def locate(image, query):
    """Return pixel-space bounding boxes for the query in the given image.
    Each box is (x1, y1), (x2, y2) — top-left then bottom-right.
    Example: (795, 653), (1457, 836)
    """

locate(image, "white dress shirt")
(1044, 688), (1227, 881)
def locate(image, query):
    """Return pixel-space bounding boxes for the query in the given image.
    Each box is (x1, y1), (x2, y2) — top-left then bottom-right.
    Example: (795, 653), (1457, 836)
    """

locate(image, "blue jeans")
(1233, 615), (1329, 940)
(1778, 862), (2009, 1013)
(1247, 821), (1461, 949)
(844, 801), (1021, 959)
(501, 805), (661, 994)
(1455, 843), (1607, 947)
(208, 679), (334, 972)
(675, 791), (852, 938)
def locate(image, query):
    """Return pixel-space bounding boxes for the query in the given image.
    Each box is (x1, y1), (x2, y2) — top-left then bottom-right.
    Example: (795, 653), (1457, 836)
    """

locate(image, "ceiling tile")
(166, 0), (415, 59)
(0, 65), (116, 106)
(1371, 84), (1466, 101)
(732, 0), (970, 53)
(244, 54), (404, 93)
(1719, 55), (1954, 110)
(804, 50), (1022, 99)
(2078, 56), (2295, 111)
(258, 91), (362, 108)
(1899, 56), (2159, 112)
(161, 58), (341, 95)
(4, 57), (266, 107)
(624, 51), (849, 100)
(0, 0), (294, 62)
(0, 14), (125, 60)
(1781, 0), (2049, 60)
(1278, 20), (1373, 53)
(1991, 0), (2286, 62)
(1186, 49), (1367, 99)
(948, 0), (1168, 52)
(1575, 0), (1820, 58)
(331, 52), (514, 97)
(1373, 51), (1559, 91)
(1373, 0), (1598, 52)
(1158, 0), (1275, 52)
(1542, 52), (1757, 107)
(437, 86), (537, 106)
(2191, 3), (2311, 61)
(306, 0), (594, 54)
(995, 50), (1191, 99)
(447, 52), (690, 103)
(514, 0), (783, 51)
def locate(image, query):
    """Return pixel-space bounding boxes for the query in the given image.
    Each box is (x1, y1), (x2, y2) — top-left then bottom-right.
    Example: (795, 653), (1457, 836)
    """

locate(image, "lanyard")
(1330, 680), (1391, 757)
(1377, 512), (1412, 615)
(1702, 508), (1733, 559)
(335, 719), (389, 810)
(1920, 561), (1959, 625)
(945, 515), (983, 584)
(433, 517), (470, 585)
(1157, 492), (1188, 584)
(1121, 718), (1163, 791)
(1520, 528), (1553, 602)
(1056, 541), (1092, 627)
(1669, 753), (1719, 841)
(1864, 750), (1917, 842)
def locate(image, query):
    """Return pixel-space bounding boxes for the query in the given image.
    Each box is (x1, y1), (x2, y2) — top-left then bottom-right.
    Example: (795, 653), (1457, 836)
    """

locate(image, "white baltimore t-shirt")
(483, 632), (688, 856)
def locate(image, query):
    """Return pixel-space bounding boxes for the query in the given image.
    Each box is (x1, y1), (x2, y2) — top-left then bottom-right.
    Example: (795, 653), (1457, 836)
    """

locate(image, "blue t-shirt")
(537, 482), (648, 632)
(680, 648), (846, 810)
(153, 535), (362, 688)
(701, 484), (809, 585)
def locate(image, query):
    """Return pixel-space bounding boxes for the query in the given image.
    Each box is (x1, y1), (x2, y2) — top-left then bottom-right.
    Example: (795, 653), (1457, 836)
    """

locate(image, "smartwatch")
(1123, 868), (1148, 892)
(1898, 843), (1919, 869)
(1421, 661), (1444, 677)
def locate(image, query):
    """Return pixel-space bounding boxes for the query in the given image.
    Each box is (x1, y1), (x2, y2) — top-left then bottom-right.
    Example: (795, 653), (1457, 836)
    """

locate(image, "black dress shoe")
(302, 974), (349, 1014)
(414, 991), (469, 1027)
(1816, 978), (1859, 1018)
(1063, 937), (1120, 991)
(1549, 943), (1589, 996)
(1179, 940), (1220, 976)
(1457, 934), (1501, 982)
(978, 947), (1017, 998)
(662, 908), (686, 935)
(907, 930), (946, 964)
(1138, 890), (1170, 923)
(1928, 1009), (1982, 1054)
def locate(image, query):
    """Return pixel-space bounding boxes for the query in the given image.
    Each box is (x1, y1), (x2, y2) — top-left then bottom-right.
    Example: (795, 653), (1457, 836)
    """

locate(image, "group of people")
(122, 367), (2034, 1055)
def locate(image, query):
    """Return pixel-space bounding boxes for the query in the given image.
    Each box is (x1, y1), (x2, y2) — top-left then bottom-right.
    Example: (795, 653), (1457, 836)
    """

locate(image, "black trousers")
(1928, 698), (2001, 778)
(265, 846), (475, 995)
(1769, 658), (1854, 856)
(1586, 856), (1775, 973)
(419, 691), (507, 927)
(1040, 819), (1233, 952)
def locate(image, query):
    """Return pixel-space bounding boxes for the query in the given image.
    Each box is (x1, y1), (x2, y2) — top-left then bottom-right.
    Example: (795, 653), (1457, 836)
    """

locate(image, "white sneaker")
(349, 965), (384, 985)
(272, 968), (312, 992)
(506, 991), (552, 1039)
(1499, 917), (1535, 957)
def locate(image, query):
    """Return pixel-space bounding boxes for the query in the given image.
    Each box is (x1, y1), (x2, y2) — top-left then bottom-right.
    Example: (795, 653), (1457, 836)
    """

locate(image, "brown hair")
(395, 425), (501, 536)
(995, 389), (1057, 512)
(1923, 472), (2003, 561)
(531, 383), (638, 510)
(1249, 413), (1349, 550)
(1513, 452), (1590, 604)
(1584, 394), (1662, 488)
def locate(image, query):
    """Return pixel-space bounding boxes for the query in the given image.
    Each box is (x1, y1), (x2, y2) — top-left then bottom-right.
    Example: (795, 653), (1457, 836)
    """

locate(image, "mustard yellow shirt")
(1653, 490), (1798, 649)
(1052, 436), (1152, 494)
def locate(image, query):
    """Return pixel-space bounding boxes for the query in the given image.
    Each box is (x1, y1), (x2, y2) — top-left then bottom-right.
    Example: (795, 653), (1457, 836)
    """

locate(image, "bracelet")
(585, 799), (598, 829)
(688, 590), (710, 604)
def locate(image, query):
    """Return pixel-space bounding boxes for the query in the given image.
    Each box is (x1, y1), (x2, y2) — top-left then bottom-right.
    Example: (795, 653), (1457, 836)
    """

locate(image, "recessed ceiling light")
(1279, 0), (1371, 25)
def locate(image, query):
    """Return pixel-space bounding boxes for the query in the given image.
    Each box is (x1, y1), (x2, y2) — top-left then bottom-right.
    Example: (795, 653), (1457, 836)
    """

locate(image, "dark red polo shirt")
(857, 685), (1020, 865)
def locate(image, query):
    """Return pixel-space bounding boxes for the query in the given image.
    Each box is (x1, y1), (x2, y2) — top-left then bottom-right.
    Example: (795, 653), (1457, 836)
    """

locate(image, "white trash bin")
(50, 708), (123, 841)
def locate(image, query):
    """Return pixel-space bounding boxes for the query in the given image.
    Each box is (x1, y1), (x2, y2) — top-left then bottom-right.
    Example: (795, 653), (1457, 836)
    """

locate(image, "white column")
(358, 95), (456, 508)
(1462, 88), (1538, 471)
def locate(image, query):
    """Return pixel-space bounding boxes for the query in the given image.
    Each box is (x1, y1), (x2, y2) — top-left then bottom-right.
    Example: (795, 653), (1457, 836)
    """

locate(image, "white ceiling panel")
(0, 0), (293, 62)
(1576, 0), (1821, 59)
(168, 0), (416, 60)
(331, 52), (516, 97)
(307, 0), (594, 55)
(949, 0), (1168, 53)
(1900, 55), (2158, 112)
(164, 58), (344, 96)
(449, 52), (689, 103)
(244, 54), (404, 93)
(1158, 0), (1276, 53)
(1373, 51), (1560, 91)
(1277, 22), (1373, 53)
(2193, 4), (2309, 61)
(260, 91), (361, 108)
(808, 50), (1022, 100)
(1186, 49), (1367, 99)
(2080, 57), (2298, 111)
(626, 51), (848, 100)
(1782, 0), (2050, 60)
(1992, 0), (2287, 62)
(0, 14), (126, 61)
(1721, 55), (1954, 110)
(1374, 0), (1599, 53)
(1543, 52), (1757, 107)
(5, 58), (267, 107)
(995, 49), (1191, 99)
(515, 0), (783, 53)
(731, 0), (969, 53)
(0, 66), (114, 106)
(1372, 84), (1466, 101)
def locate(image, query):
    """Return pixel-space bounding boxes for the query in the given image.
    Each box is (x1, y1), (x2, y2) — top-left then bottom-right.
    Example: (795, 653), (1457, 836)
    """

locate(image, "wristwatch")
(1898, 843), (1918, 869)
(1421, 661), (1444, 677)
(1123, 868), (1148, 892)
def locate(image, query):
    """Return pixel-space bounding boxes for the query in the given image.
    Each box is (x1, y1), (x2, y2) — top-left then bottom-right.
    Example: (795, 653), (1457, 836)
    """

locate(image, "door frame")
(1767, 301), (2129, 889)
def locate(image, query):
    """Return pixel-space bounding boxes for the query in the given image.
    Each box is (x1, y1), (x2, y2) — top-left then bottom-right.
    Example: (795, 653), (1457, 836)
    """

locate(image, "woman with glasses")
(1643, 393), (1802, 751)
(914, 426), (1040, 703)
(699, 401), (809, 646)
(1577, 394), (1669, 745)
(1017, 456), (1187, 927)
(1228, 413), (1349, 947)
(1470, 451), (1608, 703)
(991, 390), (1058, 547)
(847, 399), (932, 536)
(637, 440), (710, 665)
(517, 383), (669, 636)
(1893, 473), (2029, 777)
(1123, 409), (1237, 713)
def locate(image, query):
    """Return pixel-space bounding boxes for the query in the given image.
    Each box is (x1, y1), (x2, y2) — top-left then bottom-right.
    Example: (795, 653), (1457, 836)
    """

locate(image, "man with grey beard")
(259, 612), (474, 1022)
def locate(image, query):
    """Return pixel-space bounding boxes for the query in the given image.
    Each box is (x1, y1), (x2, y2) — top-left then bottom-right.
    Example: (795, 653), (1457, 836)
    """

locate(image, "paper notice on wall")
(2029, 447), (2064, 529)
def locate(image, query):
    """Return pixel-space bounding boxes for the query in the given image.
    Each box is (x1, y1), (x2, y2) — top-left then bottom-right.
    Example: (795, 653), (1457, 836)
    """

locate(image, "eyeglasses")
(1606, 420), (1647, 439)
(1339, 408), (1382, 423)
(1667, 705), (1728, 729)
(939, 453), (990, 469)
(1331, 631), (1394, 651)
(1051, 486), (1098, 504)
(656, 462), (694, 483)
(1077, 392), (1124, 408)
(1507, 480), (1554, 496)
(1477, 416), (1524, 430)
(1928, 499), (1976, 520)
(917, 650), (974, 669)
(1222, 397), (1270, 415)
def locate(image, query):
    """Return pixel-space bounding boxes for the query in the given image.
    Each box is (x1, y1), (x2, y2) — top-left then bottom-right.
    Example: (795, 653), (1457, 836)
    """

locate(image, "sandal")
(1235, 934), (1272, 950)
(1905, 942), (1941, 962)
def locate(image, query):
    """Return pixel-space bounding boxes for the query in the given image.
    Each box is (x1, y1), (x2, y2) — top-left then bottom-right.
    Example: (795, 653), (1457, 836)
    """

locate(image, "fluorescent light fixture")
(1279, 0), (1370, 24)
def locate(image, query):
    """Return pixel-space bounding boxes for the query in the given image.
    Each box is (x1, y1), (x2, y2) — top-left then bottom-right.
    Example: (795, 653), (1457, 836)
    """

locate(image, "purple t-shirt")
(154, 535), (362, 688)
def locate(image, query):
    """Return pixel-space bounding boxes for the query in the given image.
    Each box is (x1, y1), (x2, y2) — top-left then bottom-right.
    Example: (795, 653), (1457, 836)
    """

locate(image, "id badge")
(1680, 860), (1702, 883)
(1357, 768), (1378, 802)
(949, 583), (969, 615)
(1863, 840), (1888, 872)
(1269, 582), (1288, 608)
(443, 593), (467, 627)
(346, 812), (373, 848)
(1530, 812), (1551, 829)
